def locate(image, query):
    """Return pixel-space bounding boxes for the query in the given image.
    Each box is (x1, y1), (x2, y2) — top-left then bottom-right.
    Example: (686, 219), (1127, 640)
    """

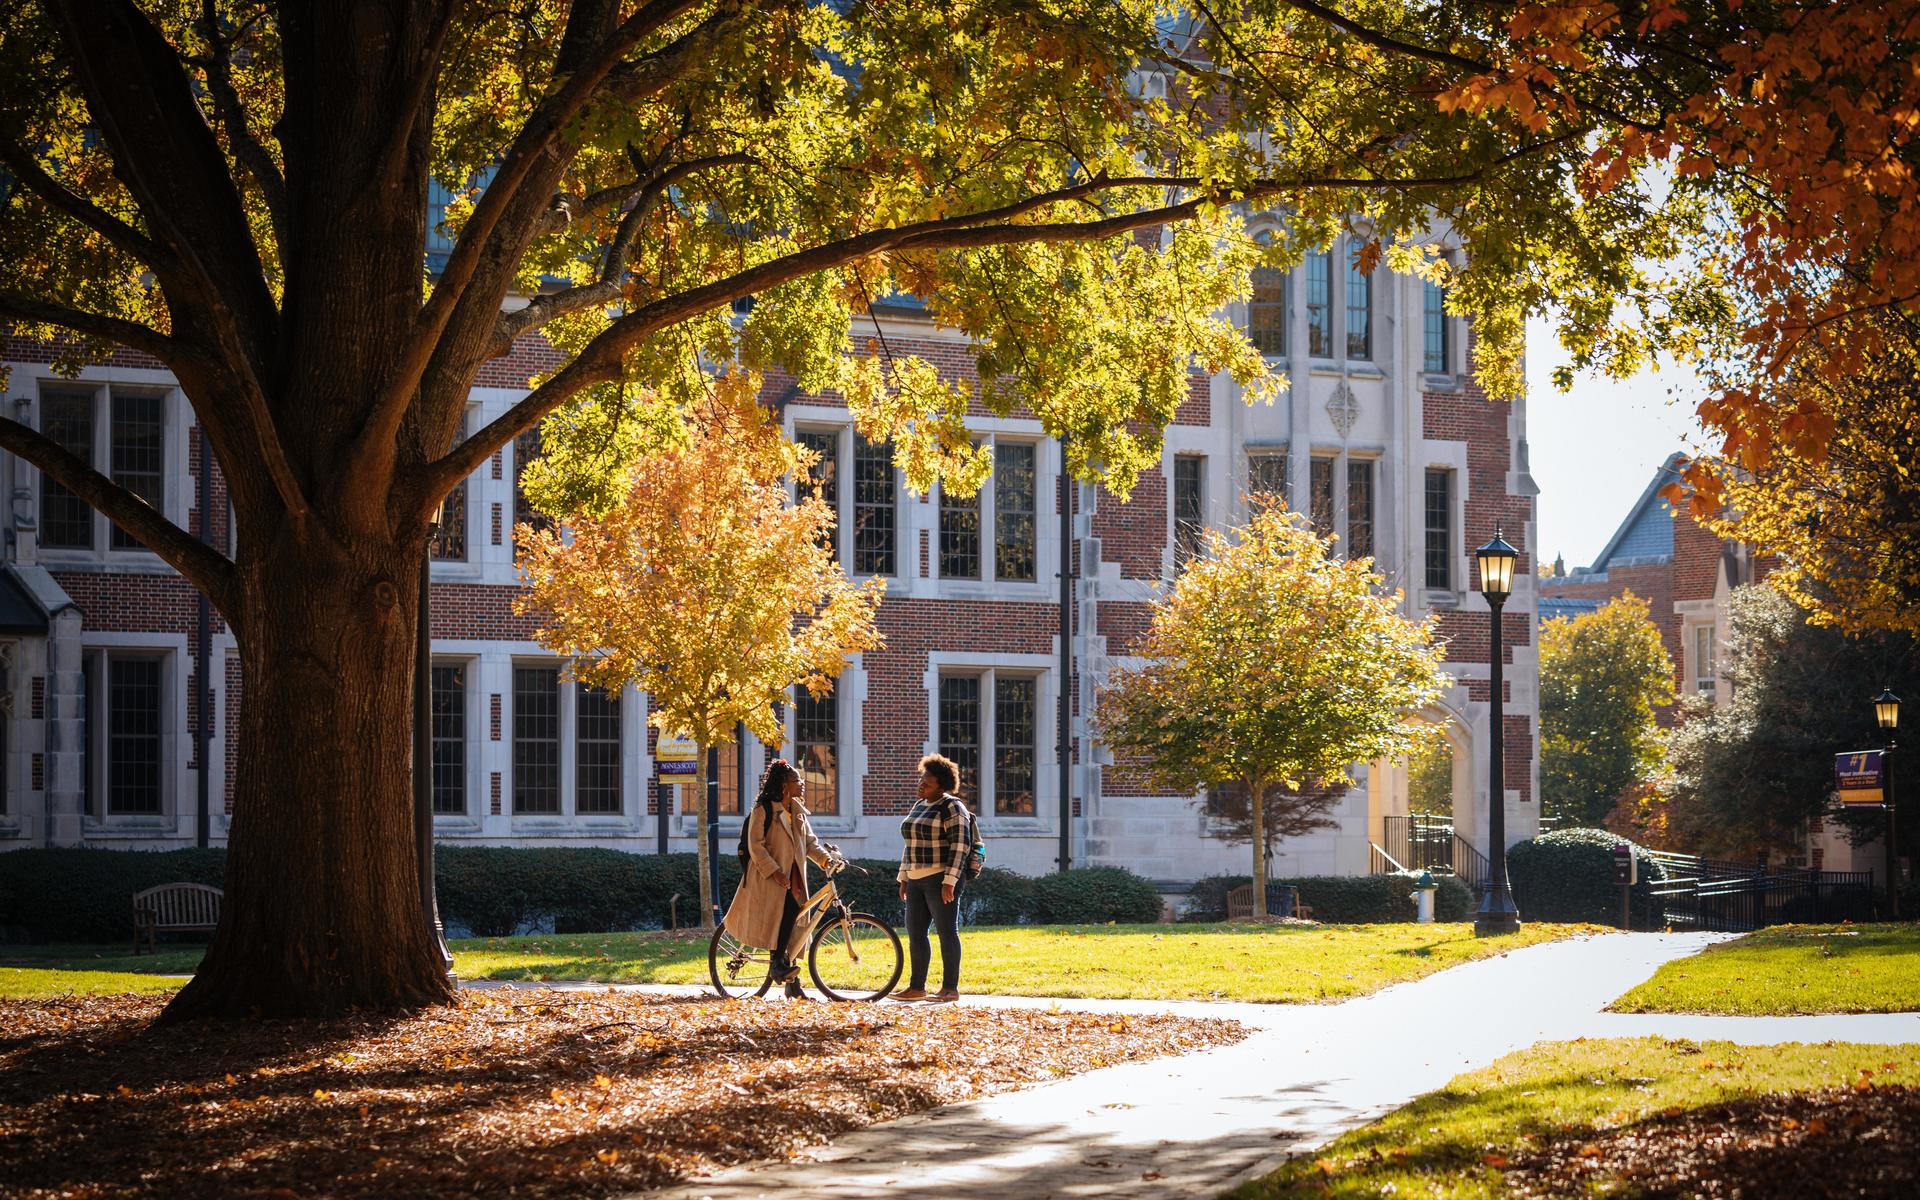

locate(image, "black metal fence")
(1380, 815), (1490, 894)
(1639, 850), (1876, 931)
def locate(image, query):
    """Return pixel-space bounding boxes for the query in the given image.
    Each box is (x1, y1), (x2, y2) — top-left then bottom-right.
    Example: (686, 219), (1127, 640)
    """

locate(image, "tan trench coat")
(723, 801), (832, 959)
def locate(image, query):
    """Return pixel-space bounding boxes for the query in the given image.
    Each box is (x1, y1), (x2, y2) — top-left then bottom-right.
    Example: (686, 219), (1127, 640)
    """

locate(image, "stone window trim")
(932, 434), (1043, 587)
(31, 379), (186, 564)
(504, 654), (645, 827)
(788, 416), (902, 581)
(77, 634), (188, 836)
(921, 651), (1058, 831)
(1304, 445), (1386, 561)
(782, 659), (871, 836)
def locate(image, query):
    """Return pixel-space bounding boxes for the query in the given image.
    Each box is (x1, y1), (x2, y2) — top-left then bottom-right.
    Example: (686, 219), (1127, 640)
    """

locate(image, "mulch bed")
(1504, 1082), (1920, 1199)
(0, 989), (1244, 1198)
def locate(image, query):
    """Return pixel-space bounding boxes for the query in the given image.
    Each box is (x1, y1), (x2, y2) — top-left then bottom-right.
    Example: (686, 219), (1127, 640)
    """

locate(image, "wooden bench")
(131, 883), (223, 955)
(1224, 883), (1310, 922)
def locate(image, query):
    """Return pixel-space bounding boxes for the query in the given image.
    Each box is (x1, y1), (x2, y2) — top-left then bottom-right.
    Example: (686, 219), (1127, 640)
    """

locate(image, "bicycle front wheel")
(708, 925), (774, 999)
(808, 912), (903, 1001)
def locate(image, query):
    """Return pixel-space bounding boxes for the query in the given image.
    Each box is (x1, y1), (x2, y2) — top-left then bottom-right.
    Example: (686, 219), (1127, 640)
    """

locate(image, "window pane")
(1309, 456), (1336, 537)
(512, 665), (560, 814)
(1346, 459), (1374, 560)
(1305, 252), (1332, 357)
(431, 414), (469, 561)
(715, 739), (744, 815)
(797, 429), (840, 559)
(937, 675), (981, 800)
(107, 657), (163, 814)
(938, 473), (981, 579)
(110, 392), (165, 550)
(1424, 468), (1453, 589)
(1173, 455), (1206, 568)
(994, 442), (1036, 581)
(1247, 451), (1288, 501)
(794, 687), (838, 817)
(852, 434), (895, 575)
(511, 427), (552, 559)
(40, 390), (94, 549)
(576, 683), (622, 815)
(1248, 266), (1287, 356)
(994, 676), (1037, 816)
(1345, 245), (1372, 360)
(431, 664), (466, 814)
(1423, 277), (1449, 373)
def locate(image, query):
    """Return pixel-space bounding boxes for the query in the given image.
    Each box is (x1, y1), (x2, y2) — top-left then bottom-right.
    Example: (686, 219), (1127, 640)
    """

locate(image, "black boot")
(784, 976), (806, 1000)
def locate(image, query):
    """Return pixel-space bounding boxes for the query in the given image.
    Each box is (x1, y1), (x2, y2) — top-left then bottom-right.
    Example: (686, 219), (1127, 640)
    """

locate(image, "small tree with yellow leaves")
(1099, 505), (1445, 918)
(516, 384), (885, 928)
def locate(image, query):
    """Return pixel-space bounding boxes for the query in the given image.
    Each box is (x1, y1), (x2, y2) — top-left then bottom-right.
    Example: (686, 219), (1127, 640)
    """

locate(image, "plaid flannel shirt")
(896, 793), (971, 888)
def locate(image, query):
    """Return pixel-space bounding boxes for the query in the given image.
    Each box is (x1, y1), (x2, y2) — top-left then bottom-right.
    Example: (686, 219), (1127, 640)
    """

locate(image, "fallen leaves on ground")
(0, 990), (1242, 1198)
(1504, 1083), (1920, 1199)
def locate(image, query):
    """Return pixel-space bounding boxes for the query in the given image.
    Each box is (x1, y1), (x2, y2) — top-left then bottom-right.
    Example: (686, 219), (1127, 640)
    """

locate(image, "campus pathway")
(520, 931), (1920, 1199)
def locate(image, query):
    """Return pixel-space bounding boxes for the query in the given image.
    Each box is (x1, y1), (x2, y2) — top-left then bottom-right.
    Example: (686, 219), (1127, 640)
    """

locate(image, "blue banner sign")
(1834, 749), (1886, 805)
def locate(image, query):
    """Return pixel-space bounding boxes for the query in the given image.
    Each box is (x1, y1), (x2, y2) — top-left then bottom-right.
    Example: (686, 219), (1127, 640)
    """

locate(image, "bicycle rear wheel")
(708, 926), (775, 999)
(808, 912), (903, 1001)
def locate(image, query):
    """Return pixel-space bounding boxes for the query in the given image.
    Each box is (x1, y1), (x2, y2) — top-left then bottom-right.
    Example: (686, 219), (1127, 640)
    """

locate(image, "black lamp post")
(415, 502), (455, 976)
(1876, 688), (1900, 920)
(1473, 529), (1522, 937)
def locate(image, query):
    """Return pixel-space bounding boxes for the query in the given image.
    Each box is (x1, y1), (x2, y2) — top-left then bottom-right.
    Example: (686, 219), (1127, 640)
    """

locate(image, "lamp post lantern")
(1473, 529), (1522, 937)
(1876, 688), (1900, 920)
(415, 501), (455, 977)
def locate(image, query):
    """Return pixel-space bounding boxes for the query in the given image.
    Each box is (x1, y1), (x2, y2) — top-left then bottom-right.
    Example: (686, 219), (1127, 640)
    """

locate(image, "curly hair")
(918, 753), (960, 795)
(755, 757), (800, 808)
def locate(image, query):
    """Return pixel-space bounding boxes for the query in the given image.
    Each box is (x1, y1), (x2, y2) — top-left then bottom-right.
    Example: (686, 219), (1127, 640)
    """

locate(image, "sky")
(1523, 314), (1711, 571)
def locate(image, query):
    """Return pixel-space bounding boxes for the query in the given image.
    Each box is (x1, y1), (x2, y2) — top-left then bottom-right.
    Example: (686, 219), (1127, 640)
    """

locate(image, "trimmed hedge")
(0, 848), (1167, 941)
(0, 848), (227, 943)
(1507, 827), (1668, 925)
(1031, 866), (1166, 924)
(1181, 871), (1474, 923)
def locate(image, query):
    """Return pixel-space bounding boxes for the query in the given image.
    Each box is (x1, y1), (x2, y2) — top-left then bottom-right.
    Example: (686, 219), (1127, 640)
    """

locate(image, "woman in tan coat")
(723, 759), (838, 999)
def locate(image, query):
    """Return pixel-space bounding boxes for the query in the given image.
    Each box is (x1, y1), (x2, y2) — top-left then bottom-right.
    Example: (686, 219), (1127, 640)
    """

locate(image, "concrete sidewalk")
(599, 931), (1918, 1199)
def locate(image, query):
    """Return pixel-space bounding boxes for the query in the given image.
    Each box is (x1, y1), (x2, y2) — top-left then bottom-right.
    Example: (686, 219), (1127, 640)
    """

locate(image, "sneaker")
(891, 987), (929, 1002)
(928, 988), (960, 1004)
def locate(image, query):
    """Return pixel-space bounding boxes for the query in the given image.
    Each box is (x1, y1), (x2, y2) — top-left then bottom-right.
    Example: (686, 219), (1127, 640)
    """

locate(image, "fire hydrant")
(1410, 871), (1438, 923)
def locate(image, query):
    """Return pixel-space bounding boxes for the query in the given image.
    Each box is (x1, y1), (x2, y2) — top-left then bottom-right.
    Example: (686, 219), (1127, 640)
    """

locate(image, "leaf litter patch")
(1504, 1081), (1920, 1199)
(0, 990), (1243, 1198)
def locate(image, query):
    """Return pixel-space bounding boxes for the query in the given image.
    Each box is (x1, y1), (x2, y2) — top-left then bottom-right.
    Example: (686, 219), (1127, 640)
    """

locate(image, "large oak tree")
(0, 0), (1772, 1015)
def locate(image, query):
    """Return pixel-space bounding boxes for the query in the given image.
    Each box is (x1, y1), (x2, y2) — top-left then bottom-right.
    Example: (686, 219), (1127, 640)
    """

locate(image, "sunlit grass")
(2, 922), (1600, 1003)
(1609, 924), (1920, 1015)
(1229, 1038), (1920, 1199)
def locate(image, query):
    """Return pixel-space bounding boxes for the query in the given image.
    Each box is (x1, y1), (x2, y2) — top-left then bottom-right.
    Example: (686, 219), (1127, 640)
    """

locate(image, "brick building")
(0, 226), (1541, 891)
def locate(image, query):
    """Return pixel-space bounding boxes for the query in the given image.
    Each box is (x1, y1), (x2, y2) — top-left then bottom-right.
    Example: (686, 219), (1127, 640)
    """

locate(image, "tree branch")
(0, 291), (189, 368)
(195, 0), (289, 252)
(491, 151), (754, 353)
(0, 415), (237, 615)
(366, 0), (716, 470)
(0, 137), (170, 270)
(1274, 0), (1490, 74)
(427, 161), (1529, 499)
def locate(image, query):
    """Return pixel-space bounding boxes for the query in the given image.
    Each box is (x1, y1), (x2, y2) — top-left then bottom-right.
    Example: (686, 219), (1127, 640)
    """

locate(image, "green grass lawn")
(1230, 1037), (1920, 1199)
(1608, 923), (1920, 1015)
(0, 922), (1598, 1004)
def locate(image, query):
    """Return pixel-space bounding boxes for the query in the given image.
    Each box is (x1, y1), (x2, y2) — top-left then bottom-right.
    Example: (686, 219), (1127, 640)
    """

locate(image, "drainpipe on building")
(195, 423), (211, 850)
(1057, 438), (1072, 873)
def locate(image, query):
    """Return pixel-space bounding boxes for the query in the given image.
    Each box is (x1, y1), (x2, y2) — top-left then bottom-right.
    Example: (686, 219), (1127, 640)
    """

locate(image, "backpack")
(948, 797), (986, 883)
(737, 802), (776, 868)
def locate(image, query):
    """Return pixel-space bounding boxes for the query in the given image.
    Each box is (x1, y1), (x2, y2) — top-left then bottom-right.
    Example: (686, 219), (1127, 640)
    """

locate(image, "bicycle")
(708, 853), (903, 1002)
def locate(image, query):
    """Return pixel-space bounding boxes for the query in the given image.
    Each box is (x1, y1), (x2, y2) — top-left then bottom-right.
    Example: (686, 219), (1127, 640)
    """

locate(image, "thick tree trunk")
(693, 746), (714, 931)
(1248, 774), (1269, 921)
(164, 530), (455, 1019)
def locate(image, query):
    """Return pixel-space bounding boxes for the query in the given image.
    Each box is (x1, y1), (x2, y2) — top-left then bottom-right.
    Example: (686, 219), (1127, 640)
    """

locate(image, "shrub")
(0, 848), (227, 943)
(434, 847), (743, 937)
(1178, 871), (1474, 923)
(963, 867), (1040, 925)
(1031, 866), (1165, 924)
(1508, 827), (1667, 924)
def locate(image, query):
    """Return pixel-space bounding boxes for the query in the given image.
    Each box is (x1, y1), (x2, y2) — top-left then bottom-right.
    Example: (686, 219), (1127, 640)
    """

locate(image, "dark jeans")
(772, 891), (801, 975)
(905, 874), (962, 991)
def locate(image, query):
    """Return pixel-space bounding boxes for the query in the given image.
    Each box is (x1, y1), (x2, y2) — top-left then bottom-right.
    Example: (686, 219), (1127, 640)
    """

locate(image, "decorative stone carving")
(1327, 382), (1360, 439)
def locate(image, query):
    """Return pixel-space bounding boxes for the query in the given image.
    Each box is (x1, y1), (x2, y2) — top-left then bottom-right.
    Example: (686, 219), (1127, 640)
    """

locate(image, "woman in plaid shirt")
(893, 754), (972, 1003)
